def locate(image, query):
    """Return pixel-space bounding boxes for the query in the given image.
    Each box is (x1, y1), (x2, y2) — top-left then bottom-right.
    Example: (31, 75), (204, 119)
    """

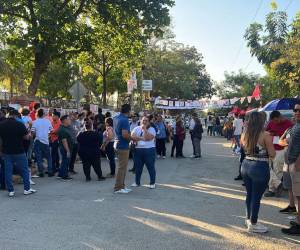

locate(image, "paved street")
(1, 134), (300, 250)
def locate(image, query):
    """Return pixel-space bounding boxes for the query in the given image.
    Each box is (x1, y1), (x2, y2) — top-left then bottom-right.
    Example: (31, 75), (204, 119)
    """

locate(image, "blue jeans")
(0, 156), (5, 189)
(234, 135), (241, 149)
(134, 148), (156, 185)
(2, 153), (30, 192)
(58, 146), (70, 178)
(34, 140), (53, 174)
(241, 159), (270, 224)
(105, 142), (116, 175)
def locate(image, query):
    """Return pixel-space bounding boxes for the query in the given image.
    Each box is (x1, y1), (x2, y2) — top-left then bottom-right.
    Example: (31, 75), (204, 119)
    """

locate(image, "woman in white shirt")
(131, 116), (156, 189)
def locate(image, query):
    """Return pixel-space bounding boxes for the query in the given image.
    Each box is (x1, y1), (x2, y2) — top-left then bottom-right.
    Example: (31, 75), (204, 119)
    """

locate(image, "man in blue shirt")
(114, 104), (132, 194)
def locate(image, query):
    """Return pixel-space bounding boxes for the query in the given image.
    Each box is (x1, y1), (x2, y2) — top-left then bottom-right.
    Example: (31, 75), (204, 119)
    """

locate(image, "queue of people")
(233, 103), (300, 235)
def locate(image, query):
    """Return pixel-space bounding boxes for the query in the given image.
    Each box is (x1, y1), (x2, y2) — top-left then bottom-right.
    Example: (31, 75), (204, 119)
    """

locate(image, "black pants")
(50, 141), (60, 173)
(176, 140), (184, 157)
(69, 143), (78, 172)
(105, 142), (116, 175)
(82, 157), (103, 179)
(171, 135), (178, 156)
(207, 126), (213, 136)
(156, 138), (166, 157)
(239, 147), (246, 176)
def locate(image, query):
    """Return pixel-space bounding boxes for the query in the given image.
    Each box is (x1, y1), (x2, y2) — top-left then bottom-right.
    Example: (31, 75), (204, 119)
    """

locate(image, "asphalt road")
(0, 134), (299, 250)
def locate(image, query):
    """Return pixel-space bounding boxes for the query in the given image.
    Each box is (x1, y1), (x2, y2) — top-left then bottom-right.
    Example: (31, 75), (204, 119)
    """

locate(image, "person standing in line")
(131, 116), (156, 189)
(171, 117), (179, 157)
(77, 119), (105, 182)
(176, 119), (185, 158)
(189, 113), (196, 157)
(240, 111), (275, 233)
(207, 116), (213, 136)
(264, 111), (294, 197)
(50, 111), (61, 173)
(233, 113), (243, 152)
(155, 114), (167, 159)
(282, 103), (300, 235)
(31, 108), (54, 177)
(191, 117), (203, 158)
(68, 113), (81, 174)
(29, 102), (40, 121)
(0, 109), (36, 197)
(57, 115), (74, 180)
(129, 113), (140, 172)
(114, 104), (132, 194)
(101, 117), (116, 178)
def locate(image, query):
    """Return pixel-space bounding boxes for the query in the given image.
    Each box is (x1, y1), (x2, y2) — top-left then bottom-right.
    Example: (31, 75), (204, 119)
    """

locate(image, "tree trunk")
(28, 51), (50, 96)
(102, 51), (107, 107)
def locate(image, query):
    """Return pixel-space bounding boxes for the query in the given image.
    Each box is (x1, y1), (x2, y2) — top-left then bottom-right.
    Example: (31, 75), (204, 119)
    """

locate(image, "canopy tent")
(262, 98), (300, 111)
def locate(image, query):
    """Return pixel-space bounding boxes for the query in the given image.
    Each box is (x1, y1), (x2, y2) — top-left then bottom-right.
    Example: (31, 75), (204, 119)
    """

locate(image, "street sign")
(142, 80), (153, 91)
(68, 81), (87, 102)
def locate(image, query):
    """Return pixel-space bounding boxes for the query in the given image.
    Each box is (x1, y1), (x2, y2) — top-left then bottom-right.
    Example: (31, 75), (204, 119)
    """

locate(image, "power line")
(231, 0), (264, 70)
(284, 0), (294, 11)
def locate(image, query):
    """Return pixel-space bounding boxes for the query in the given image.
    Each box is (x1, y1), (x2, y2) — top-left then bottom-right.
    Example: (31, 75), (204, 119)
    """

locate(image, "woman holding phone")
(130, 116), (157, 189)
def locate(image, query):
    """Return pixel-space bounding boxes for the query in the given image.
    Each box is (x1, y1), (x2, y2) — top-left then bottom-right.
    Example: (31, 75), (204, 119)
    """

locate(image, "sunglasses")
(294, 109), (300, 113)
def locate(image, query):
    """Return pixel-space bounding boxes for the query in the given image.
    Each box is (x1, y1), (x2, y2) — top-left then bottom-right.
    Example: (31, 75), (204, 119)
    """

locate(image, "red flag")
(251, 84), (261, 98)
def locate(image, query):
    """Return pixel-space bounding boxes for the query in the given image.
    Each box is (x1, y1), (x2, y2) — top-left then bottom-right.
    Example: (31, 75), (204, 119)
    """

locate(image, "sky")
(170, 0), (300, 82)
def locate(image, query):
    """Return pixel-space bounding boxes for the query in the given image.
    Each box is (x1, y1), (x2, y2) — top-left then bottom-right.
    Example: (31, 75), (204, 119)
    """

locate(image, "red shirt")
(266, 119), (293, 150)
(29, 110), (36, 121)
(50, 120), (61, 142)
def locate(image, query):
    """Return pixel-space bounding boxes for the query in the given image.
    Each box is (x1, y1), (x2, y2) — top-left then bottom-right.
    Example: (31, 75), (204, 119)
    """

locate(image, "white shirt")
(189, 119), (195, 130)
(132, 126), (156, 149)
(233, 118), (243, 135)
(32, 118), (53, 145)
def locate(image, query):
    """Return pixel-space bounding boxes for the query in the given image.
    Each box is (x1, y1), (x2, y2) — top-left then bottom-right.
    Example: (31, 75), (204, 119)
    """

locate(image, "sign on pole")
(68, 81), (87, 102)
(142, 80), (153, 91)
(68, 81), (87, 111)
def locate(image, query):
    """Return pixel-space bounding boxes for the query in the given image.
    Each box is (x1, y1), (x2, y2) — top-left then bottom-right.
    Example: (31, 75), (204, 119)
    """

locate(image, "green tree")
(216, 70), (260, 99)
(0, 0), (174, 96)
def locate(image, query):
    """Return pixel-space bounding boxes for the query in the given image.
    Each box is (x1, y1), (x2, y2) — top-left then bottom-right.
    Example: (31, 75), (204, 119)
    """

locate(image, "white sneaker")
(8, 191), (15, 197)
(131, 183), (140, 187)
(162, 156), (166, 159)
(124, 187), (132, 192)
(31, 174), (39, 178)
(157, 155), (161, 159)
(149, 184), (156, 189)
(114, 189), (129, 194)
(24, 189), (37, 195)
(30, 179), (36, 185)
(189, 155), (195, 158)
(245, 219), (251, 228)
(247, 222), (268, 233)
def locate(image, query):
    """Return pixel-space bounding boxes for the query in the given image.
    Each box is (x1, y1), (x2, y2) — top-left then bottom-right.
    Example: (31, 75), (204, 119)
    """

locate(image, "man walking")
(0, 109), (36, 197)
(282, 103), (300, 235)
(233, 113), (243, 153)
(114, 104), (132, 194)
(32, 108), (53, 177)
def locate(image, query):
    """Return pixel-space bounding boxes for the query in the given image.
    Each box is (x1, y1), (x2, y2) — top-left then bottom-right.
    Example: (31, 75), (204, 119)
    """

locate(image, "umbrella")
(262, 98), (300, 111)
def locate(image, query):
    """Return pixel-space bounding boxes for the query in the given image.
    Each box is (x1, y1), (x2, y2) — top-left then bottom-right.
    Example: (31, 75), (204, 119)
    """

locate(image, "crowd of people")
(1, 100), (300, 237)
(0, 103), (204, 196)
